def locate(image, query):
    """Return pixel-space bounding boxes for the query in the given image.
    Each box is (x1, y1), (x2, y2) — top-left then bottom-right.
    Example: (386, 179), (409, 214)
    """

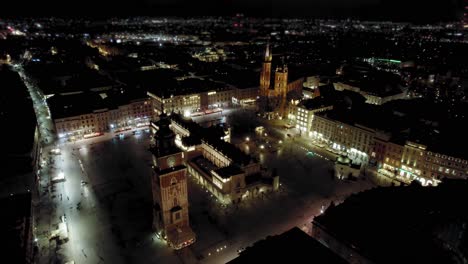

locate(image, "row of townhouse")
(310, 114), (374, 165)
(309, 113), (468, 185)
(375, 138), (468, 186)
(54, 97), (154, 139)
(148, 86), (258, 115)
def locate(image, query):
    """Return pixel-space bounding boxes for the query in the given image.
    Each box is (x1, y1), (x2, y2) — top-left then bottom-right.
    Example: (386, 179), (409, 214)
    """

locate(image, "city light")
(9, 15), (468, 264)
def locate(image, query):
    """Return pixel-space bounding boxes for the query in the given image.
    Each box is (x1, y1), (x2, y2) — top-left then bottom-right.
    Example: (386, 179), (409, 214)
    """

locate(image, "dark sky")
(1, 0), (464, 22)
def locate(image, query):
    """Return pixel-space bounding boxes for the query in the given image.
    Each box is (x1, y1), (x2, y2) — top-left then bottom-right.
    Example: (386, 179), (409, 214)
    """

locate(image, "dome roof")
(336, 155), (351, 165)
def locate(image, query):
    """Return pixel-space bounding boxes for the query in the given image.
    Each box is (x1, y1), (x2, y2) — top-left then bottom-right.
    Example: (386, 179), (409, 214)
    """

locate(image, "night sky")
(1, 0), (464, 22)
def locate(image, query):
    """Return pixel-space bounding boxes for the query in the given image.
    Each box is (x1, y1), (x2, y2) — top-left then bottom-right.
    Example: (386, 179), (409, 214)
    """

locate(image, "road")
(15, 63), (128, 264)
(14, 64), (55, 146)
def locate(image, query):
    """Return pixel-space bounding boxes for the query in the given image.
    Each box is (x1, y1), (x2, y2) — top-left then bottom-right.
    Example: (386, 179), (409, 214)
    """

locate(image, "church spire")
(265, 42), (272, 62)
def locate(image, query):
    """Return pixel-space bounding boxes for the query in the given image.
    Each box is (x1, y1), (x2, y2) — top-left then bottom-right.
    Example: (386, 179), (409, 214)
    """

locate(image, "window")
(170, 177), (177, 185)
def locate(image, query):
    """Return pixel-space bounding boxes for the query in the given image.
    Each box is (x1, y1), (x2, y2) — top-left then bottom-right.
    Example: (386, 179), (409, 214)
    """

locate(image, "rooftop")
(25, 62), (117, 95)
(148, 77), (229, 98)
(315, 97), (468, 159)
(210, 66), (259, 88)
(48, 88), (148, 119)
(214, 165), (244, 179)
(190, 156), (220, 177)
(337, 67), (405, 97)
(204, 137), (252, 166)
(299, 96), (333, 110)
(170, 113), (252, 166)
(314, 180), (468, 264)
(228, 227), (347, 264)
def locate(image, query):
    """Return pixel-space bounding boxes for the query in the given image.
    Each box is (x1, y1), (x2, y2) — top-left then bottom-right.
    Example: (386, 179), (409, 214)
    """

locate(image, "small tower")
(151, 111), (196, 250)
(260, 43), (272, 96)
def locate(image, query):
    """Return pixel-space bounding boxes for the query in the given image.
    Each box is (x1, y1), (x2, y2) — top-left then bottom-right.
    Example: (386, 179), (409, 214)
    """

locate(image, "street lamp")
(245, 137), (250, 142)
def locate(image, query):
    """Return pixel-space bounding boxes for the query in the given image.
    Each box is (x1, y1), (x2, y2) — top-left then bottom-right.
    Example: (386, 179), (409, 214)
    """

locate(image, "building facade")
(292, 100), (333, 134)
(377, 140), (468, 186)
(310, 112), (468, 185)
(310, 114), (373, 165)
(54, 98), (153, 140)
(186, 140), (278, 205)
(148, 86), (257, 116)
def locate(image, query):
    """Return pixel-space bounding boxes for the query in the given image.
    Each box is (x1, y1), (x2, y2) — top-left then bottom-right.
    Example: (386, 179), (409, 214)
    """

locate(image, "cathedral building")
(150, 110), (196, 250)
(259, 44), (304, 118)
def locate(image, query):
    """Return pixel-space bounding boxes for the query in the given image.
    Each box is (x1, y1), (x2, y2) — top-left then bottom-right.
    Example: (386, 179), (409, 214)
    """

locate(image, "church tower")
(274, 61), (289, 117)
(151, 111), (196, 250)
(260, 43), (272, 96)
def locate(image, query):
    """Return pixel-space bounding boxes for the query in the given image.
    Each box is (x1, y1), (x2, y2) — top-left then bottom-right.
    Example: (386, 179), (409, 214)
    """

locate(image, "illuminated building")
(377, 140), (468, 186)
(153, 113), (279, 205)
(259, 44), (304, 117)
(309, 99), (468, 185)
(150, 111), (196, 250)
(148, 78), (256, 116)
(311, 114), (374, 165)
(373, 134), (403, 177)
(50, 91), (153, 140)
(291, 97), (334, 134)
(186, 138), (278, 205)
